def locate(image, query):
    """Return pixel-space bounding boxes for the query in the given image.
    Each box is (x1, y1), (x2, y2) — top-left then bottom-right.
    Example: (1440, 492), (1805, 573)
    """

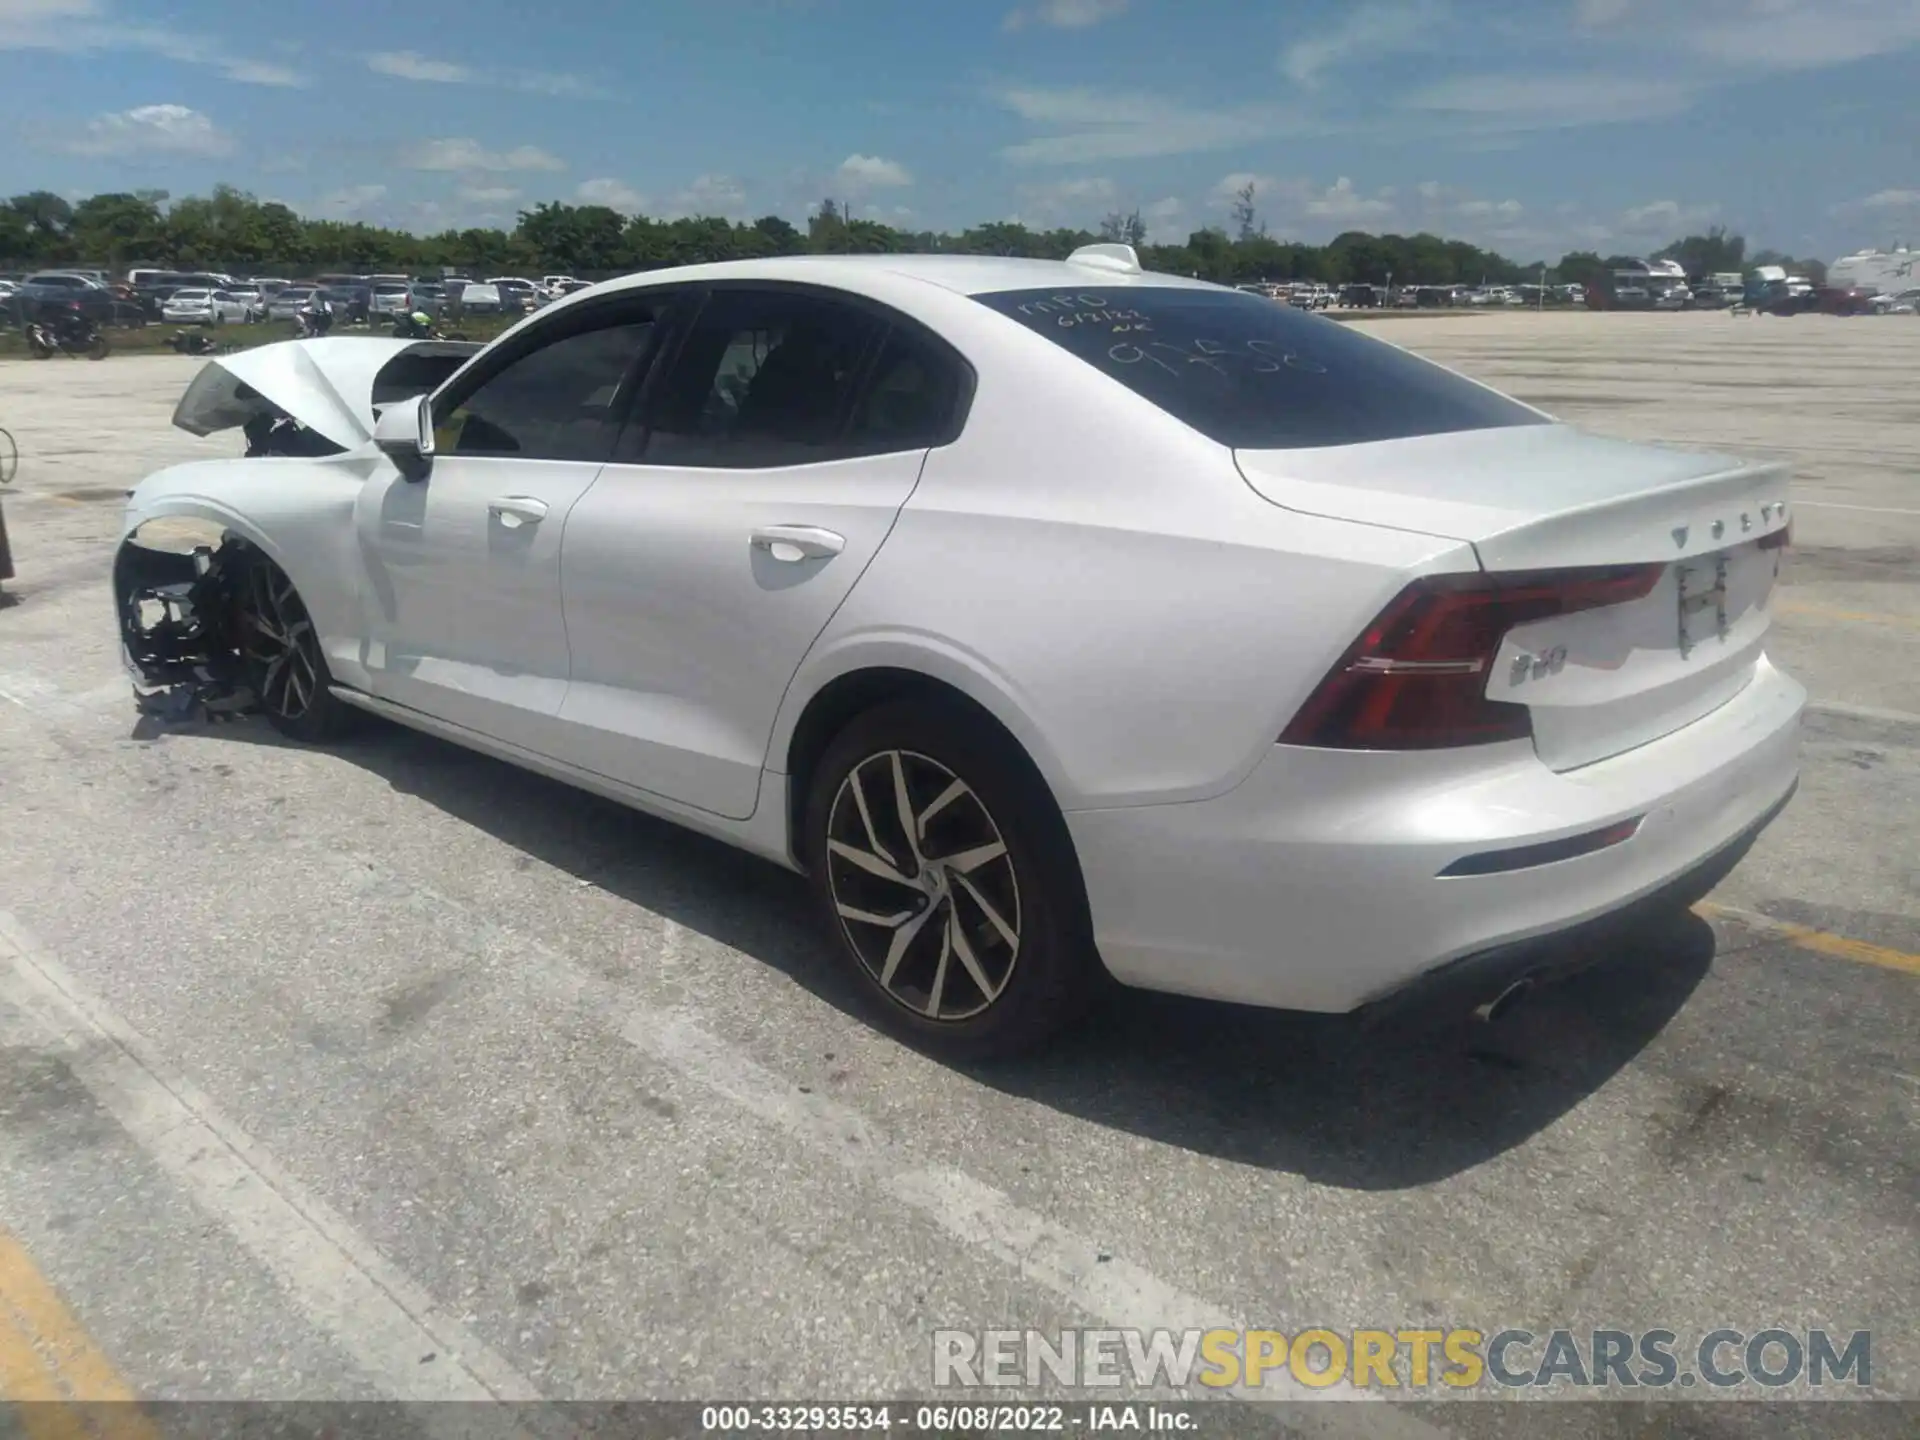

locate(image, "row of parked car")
(0, 268), (598, 330)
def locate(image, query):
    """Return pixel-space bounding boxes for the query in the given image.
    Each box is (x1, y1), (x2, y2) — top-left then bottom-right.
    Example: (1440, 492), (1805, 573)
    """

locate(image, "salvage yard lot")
(0, 312), (1914, 1429)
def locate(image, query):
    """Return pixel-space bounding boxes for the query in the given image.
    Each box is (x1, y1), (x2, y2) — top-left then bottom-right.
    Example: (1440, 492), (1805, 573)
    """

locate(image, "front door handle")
(489, 496), (549, 528)
(751, 525), (846, 562)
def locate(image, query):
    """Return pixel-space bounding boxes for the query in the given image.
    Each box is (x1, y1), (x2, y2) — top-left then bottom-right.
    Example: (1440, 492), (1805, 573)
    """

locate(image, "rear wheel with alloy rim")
(805, 698), (1099, 1057)
(234, 551), (353, 743)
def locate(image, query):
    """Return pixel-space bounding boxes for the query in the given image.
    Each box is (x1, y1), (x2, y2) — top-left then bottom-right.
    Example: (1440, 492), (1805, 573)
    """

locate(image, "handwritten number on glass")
(1108, 337), (1326, 378)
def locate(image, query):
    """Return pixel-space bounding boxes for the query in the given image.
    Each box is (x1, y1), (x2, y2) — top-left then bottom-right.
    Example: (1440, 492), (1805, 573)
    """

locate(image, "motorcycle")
(296, 309), (335, 339)
(26, 321), (110, 360)
(166, 329), (219, 356)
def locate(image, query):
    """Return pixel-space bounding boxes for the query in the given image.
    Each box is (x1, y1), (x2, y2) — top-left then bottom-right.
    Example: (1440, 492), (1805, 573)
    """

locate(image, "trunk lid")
(171, 336), (482, 449)
(1238, 424), (1792, 771)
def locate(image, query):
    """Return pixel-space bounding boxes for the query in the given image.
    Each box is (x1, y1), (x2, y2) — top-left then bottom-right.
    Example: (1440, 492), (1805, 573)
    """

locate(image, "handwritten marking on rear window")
(1108, 337), (1326, 376)
(1014, 293), (1154, 333)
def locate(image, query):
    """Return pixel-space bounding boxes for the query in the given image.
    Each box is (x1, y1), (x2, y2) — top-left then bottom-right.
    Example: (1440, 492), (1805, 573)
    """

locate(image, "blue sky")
(2, 0), (1917, 262)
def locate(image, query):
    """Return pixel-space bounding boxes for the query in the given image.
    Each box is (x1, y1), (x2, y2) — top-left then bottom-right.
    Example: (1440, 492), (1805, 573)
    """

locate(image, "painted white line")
(0, 911), (543, 1411)
(623, 1008), (1450, 1437)
(1792, 501), (1920, 516)
(260, 856), (1449, 1431)
(1807, 699), (1920, 728)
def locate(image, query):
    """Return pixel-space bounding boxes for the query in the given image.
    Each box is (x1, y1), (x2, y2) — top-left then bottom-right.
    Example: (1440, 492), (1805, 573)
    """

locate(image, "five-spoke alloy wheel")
(805, 698), (1099, 1057)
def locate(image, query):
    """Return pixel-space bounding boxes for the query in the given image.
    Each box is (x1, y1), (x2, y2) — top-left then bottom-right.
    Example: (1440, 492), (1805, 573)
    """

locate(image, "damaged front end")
(114, 532), (259, 722)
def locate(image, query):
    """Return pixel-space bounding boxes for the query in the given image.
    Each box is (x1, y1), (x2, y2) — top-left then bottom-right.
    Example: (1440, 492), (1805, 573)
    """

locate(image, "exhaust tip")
(1474, 975), (1537, 1025)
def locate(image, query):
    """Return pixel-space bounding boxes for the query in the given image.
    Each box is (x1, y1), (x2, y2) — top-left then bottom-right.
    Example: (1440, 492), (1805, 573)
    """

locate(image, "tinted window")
(844, 328), (966, 453)
(639, 289), (883, 468)
(973, 286), (1545, 449)
(434, 313), (658, 462)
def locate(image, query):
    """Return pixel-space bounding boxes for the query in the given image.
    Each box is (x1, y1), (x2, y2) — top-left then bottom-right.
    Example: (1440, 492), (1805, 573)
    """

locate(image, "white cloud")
(512, 71), (601, 97)
(0, 0), (304, 85)
(1304, 176), (1396, 222)
(365, 49), (601, 96)
(1858, 188), (1920, 210)
(997, 85), (1287, 163)
(1281, 0), (1445, 87)
(666, 173), (749, 218)
(1013, 175), (1118, 225)
(1211, 172), (1278, 205)
(459, 184), (521, 204)
(1617, 198), (1720, 233)
(575, 177), (647, 212)
(834, 153), (913, 190)
(1404, 72), (1696, 128)
(401, 137), (566, 172)
(62, 103), (235, 158)
(1002, 0), (1127, 31)
(369, 51), (472, 83)
(1451, 198), (1526, 219)
(1144, 196), (1186, 237)
(1576, 0), (1920, 71)
(220, 58), (300, 85)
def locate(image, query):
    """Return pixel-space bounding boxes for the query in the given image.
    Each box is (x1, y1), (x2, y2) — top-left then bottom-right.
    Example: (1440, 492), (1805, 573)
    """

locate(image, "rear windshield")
(972, 285), (1546, 449)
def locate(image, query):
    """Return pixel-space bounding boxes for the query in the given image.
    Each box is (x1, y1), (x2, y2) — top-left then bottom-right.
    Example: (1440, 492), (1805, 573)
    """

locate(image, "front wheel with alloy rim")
(234, 550), (353, 742)
(805, 699), (1100, 1058)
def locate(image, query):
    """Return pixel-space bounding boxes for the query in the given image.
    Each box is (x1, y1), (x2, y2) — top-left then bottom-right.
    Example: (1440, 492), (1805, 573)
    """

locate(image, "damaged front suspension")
(115, 534), (259, 721)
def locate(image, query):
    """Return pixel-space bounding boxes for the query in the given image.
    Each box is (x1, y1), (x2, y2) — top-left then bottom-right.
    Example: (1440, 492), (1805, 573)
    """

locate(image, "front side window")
(974, 286), (1546, 449)
(434, 309), (659, 463)
(638, 289), (884, 468)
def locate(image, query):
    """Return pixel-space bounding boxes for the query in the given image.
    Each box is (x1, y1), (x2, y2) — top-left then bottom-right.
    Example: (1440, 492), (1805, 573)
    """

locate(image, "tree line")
(0, 184), (1829, 289)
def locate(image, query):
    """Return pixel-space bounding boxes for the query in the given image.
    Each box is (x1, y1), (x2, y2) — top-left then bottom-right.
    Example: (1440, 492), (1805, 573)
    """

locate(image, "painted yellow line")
(1776, 600), (1920, 632)
(0, 1306), (90, 1440)
(1697, 902), (1920, 977)
(0, 1226), (164, 1440)
(0, 1229), (142, 1404)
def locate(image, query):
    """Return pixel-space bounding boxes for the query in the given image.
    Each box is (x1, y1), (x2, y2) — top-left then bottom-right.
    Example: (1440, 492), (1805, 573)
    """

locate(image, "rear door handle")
(751, 525), (846, 562)
(489, 496), (549, 527)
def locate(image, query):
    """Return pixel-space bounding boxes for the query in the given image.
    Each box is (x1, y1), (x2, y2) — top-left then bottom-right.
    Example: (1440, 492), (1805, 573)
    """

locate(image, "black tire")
(803, 698), (1100, 1059)
(88, 335), (109, 360)
(232, 550), (354, 743)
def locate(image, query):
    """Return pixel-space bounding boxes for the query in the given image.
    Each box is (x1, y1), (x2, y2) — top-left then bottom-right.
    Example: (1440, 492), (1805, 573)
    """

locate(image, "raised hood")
(1235, 423), (1790, 570)
(172, 337), (482, 449)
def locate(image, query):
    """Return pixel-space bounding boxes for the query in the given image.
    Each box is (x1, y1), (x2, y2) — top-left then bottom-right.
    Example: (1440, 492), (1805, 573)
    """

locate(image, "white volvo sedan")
(114, 246), (1803, 1056)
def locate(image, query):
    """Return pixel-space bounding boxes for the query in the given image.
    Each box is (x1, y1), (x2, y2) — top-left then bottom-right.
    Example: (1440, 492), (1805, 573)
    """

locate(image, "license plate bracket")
(1676, 555), (1730, 658)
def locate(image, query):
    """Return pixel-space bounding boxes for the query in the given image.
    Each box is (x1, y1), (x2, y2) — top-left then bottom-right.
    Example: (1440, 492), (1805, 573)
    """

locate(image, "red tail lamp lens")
(1281, 564), (1665, 750)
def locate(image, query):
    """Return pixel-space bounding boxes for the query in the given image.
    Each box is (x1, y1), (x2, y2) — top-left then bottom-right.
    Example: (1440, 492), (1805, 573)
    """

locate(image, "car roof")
(587, 252), (1221, 301)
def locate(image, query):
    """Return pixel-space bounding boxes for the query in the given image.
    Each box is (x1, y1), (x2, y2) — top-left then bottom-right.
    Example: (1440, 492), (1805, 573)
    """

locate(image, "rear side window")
(972, 286), (1545, 449)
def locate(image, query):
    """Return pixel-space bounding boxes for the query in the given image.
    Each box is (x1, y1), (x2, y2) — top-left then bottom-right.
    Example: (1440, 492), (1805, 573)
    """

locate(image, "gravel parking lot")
(0, 312), (1914, 1434)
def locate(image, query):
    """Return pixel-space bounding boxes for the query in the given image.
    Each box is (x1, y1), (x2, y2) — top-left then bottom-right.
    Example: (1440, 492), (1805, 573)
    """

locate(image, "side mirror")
(373, 392), (435, 479)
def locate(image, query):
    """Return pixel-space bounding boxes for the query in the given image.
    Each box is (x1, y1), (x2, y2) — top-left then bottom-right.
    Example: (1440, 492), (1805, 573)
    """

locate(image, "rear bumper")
(1066, 655), (1804, 1014)
(1352, 778), (1794, 1029)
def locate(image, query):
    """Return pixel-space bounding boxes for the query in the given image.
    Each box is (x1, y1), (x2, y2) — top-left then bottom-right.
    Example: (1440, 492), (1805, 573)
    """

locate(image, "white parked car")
(369, 281), (415, 318)
(455, 282), (503, 314)
(224, 285), (267, 321)
(160, 288), (252, 325)
(116, 248), (1803, 1056)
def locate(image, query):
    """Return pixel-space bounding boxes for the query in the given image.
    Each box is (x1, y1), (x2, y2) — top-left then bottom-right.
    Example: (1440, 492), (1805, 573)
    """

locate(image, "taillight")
(1280, 564), (1666, 750)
